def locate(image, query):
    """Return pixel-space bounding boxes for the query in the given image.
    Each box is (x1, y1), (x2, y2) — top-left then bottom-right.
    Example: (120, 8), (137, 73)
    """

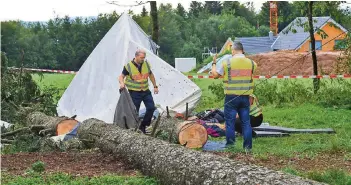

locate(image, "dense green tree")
(204, 1), (222, 15)
(176, 3), (187, 18)
(141, 6), (148, 17)
(189, 1), (203, 17)
(1, 1), (350, 70)
(257, 2), (295, 33)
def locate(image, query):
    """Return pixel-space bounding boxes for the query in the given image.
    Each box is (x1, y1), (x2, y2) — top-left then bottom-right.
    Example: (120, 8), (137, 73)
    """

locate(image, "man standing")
(211, 42), (257, 151)
(119, 49), (159, 134)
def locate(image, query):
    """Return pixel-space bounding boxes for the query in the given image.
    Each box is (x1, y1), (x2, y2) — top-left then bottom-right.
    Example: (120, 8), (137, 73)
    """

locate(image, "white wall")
(175, 58), (196, 72)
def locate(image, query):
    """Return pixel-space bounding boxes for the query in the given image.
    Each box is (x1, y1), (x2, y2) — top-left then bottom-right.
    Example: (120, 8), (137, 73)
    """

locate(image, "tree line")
(1, 1), (350, 70)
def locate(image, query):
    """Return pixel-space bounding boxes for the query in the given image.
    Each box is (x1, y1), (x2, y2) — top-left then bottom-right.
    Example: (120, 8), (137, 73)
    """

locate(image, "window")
(310, 41), (322, 50)
(334, 40), (346, 50)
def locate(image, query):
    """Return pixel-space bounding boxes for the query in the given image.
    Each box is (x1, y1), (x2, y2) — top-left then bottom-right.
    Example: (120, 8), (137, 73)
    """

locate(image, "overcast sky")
(0, 0), (268, 22)
(1, 0), (351, 22)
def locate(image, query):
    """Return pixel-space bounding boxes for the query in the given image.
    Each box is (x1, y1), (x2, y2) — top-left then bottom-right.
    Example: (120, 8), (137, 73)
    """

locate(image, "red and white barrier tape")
(10, 67), (77, 74)
(10, 67), (351, 79)
(188, 74), (351, 79)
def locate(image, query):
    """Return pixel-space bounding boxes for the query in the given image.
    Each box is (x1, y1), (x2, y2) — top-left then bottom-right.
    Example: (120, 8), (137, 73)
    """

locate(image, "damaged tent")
(197, 54), (232, 74)
(57, 13), (202, 123)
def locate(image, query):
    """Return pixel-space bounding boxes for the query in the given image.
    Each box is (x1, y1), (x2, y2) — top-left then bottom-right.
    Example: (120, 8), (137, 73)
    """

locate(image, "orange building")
(272, 17), (348, 52)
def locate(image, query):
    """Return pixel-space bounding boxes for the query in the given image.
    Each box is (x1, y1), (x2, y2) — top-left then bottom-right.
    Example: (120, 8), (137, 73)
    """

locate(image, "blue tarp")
(63, 122), (81, 141)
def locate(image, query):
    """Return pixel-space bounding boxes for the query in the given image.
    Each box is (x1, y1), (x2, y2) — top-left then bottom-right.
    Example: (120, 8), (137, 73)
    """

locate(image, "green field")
(30, 73), (351, 185)
(1, 173), (159, 185)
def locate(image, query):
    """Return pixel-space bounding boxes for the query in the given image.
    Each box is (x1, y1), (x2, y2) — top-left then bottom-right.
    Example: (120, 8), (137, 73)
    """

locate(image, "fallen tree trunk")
(27, 112), (78, 136)
(28, 112), (323, 185)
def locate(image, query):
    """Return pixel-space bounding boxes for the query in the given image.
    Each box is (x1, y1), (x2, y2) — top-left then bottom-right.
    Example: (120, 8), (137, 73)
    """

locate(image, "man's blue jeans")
(129, 90), (155, 129)
(224, 95), (252, 149)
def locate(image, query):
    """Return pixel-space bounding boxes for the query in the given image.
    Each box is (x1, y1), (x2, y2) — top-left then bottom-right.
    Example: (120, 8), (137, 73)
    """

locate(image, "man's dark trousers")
(129, 90), (155, 132)
(224, 95), (252, 149)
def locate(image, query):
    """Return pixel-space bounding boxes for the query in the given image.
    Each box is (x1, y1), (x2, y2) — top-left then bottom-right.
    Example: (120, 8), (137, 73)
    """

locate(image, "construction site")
(1, 1), (351, 185)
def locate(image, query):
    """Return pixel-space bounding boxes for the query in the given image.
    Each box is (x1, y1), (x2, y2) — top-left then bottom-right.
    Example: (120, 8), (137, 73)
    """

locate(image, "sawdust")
(1, 150), (138, 177)
(247, 50), (346, 75)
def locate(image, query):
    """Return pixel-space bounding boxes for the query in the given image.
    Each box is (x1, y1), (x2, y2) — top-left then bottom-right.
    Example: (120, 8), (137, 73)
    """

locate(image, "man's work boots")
(139, 125), (146, 134)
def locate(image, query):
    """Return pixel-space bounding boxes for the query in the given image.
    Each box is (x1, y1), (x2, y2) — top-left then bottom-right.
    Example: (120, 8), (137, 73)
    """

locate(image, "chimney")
(269, 31), (274, 41)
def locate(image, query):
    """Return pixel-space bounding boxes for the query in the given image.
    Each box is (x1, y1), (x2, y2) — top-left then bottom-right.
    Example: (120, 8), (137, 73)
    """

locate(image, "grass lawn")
(31, 73), (351, 184)
(1, 173), (159, 185)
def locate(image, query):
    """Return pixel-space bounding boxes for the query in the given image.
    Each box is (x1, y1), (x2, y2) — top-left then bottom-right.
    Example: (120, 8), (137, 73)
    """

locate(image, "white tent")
(57, 13), (202, 123)
(197, 54), (232, 74)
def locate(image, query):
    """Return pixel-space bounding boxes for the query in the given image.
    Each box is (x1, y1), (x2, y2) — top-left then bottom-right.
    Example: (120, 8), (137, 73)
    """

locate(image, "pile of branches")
(1, 51), (67, 153)
(1, 52), (58, 126)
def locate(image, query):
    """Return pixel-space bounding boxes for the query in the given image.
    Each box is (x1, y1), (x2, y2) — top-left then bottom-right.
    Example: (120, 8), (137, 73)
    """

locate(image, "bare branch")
(106, 1), (149, 7)
(1, 127), (30, 137)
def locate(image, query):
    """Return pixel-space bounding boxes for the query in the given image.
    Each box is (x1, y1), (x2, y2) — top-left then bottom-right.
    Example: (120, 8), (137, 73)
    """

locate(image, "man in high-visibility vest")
(118, 49), (159, 134)
(211, 42), (257, 151)
(235, 94), (263, 137)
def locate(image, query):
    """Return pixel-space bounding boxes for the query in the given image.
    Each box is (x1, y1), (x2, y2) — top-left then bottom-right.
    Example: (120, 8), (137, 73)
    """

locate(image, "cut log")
(27, 112), (78, 136)
(28, 112), (323, 185)
(153, 117), (208, 148)
(56, 119), (78, 135)
(176, 121), (208, 148)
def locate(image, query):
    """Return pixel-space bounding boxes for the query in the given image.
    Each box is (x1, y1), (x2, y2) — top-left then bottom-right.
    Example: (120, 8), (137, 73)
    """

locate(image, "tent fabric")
(113, 89), (139, 129)
(197, 54), (232, 74)
(57, 13), (202, 123)
(139, 108), (160, 121)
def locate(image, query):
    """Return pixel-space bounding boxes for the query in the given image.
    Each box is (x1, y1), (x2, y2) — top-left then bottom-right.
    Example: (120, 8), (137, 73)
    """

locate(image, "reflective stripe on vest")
(250, 94), (262, 117)
(223, 57), (254, 95)
(125, 61), (150, 91)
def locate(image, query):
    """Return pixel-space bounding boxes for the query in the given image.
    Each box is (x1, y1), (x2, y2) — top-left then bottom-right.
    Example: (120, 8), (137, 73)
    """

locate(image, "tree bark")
(28, 112), (324, 185)
(308, 1), (320, 93)
(27, 112), (74, 135)
(150, 1), (159, 44)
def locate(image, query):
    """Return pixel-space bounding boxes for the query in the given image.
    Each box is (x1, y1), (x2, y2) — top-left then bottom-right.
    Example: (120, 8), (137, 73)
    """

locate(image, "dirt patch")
(209, 150), (351, 174)
(1, 150), (137, 177)
(247, 50), (347, 75)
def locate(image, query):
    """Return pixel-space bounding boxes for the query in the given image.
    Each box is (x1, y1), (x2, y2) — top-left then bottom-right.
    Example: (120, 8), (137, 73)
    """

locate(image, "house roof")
(234, 36), (278, 54)
(219, 36), (278, 55)
(271, 16), (348, 50)
(219, 38), (233, 54)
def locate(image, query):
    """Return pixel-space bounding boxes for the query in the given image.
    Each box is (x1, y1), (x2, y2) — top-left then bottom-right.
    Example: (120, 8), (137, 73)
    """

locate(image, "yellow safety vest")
(250, 94), (262, 117)
(124, 60), (151, 91)
(222, 57), (255, 95)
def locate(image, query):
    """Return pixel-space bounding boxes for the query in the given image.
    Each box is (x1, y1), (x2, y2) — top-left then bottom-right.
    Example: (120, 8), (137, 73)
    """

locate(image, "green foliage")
(282, 167), (351, 185)
(1, 68), (59, 125)
(1, 134), (42, 154)
(1, 51), (8, 75)
(207, 78), (351, 109)
(0, 2), (273, 70)
(307, 169), (351, 185)
(31, 161), (46, 173)
(337, 33), (351, 74)
(257, 26), (271, 36)
(208, 82), (224, 100)
(1, 172), (160, 185)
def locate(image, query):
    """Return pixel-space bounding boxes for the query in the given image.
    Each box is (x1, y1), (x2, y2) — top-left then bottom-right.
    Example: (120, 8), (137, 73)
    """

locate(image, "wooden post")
(166, 106), (170, 118)
(185, 103), (189, 120)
